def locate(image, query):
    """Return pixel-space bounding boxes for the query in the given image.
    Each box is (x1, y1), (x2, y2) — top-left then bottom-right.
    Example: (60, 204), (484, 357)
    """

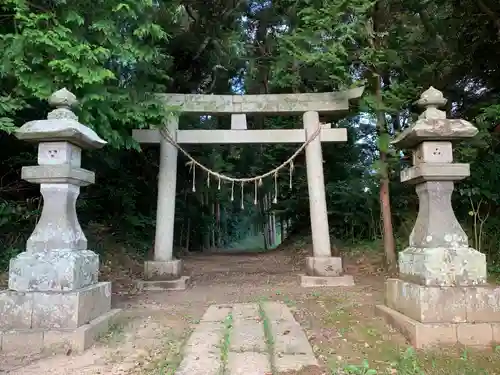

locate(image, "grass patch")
(139, 329), (189, 375)
(219, 312), (234, 375)
(310, 295), (500, 374)
(259, 301), (276, 375)
(332, 346), (500, 375)
(321, 304), (354, 334)
(98, 320), (126, 345)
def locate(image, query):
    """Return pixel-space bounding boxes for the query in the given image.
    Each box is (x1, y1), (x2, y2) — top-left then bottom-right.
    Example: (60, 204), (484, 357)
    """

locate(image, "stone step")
(227, 352), (271, 375)
(230, 319), (267, 353)
(175, 321), (226, 375)
(175, 302), (319, 375)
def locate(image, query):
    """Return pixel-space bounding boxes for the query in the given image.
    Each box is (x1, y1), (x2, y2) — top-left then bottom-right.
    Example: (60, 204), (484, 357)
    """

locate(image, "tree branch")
(476, 0), (500, 37)
(183, 4), (198, 23)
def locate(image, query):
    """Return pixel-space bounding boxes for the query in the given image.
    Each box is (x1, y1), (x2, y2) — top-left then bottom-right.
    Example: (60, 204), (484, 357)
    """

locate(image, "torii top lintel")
(159, 87), (364, 115)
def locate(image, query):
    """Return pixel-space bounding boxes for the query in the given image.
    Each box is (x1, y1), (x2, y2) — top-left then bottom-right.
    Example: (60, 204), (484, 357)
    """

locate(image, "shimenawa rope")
(159, 123), (322, 206)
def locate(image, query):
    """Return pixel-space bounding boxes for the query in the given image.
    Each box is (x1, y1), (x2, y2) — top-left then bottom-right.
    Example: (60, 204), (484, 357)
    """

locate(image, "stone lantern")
(376, 87), (500, 347)
(0, 89), (120, 353)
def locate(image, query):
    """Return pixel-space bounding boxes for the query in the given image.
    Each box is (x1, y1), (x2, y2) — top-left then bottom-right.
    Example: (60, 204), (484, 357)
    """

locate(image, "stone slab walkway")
(175, 301), (318, 375)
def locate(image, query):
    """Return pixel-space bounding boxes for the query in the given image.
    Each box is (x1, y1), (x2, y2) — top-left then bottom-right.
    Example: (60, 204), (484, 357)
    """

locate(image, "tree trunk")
(266, 194), (273, 247)
(270, 210), (276, 247)
(262, 195), (269, 250)
(202, 191), (210, 251)
(216, 201), (222, 247)
(280, 216), (284, 244)
(375, 74), (397, 271)
(370, 1), (397, 272)
(185, 218), (191, 253)
(211, 199), (215, 249)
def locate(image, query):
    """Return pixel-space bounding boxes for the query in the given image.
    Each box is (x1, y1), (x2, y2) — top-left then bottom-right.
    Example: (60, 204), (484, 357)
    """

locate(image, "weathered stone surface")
(465, 286), (500, 322)
(69, 308), (121, 352)
(175, 353), (221, 375)
(227, 352), (270, 375)
(398, 247), (487, 286)
(26, 183), (89, 252)
(184, 322), (225, 355)
(9, 249), (99, 292)
(176, 303), (319, 375)
(0, 291), (33, 329)
(305, 256), (342, 277)
(457, 323), (493, 346)
(133, 128), (347, 145)
(393, 118), (478, 149)
(38, 141), (81, 166)
(157, 88), (364, 114)
(392, 87), (477, 150)
(32, 282), (111, 329)
(375, 304), (458, 348)
(176, 321), (225, 375)
(261, 301), (296, 322)
(300, 275), (355, 287)
(408, 181), (469, 249)
(304, 111), (332, 259)
(135, 276), (190, 291)
(0, 308), (121, 354)
(384, 279), (467, 323)
(493, 323), (500, 342)
(144, 259), (183, 280)
(149, 116), (178, 267)
(230, 319), (267, 352)
(21, 165), (95, 185)
(1, 331), (44, 353)
(15, 89), (107, 150)
(201, 305), (233, 322)
(262, 301), (318, 372)
(270, 319), (315, 356)
(0, 282), (111, 329)
(401, 164), (470, 184)
(16, 118), (107, 149)
(412, 141), (453, 164)
(232, 303), (260, 320)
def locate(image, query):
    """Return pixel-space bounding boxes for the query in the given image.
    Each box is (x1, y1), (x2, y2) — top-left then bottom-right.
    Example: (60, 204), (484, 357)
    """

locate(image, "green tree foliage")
(1, 0), (500, 271)
(0, 0), (177, 145)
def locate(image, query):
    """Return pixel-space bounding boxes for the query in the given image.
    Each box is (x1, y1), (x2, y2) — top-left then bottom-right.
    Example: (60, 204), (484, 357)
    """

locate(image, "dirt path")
(2, 251), (500, 374)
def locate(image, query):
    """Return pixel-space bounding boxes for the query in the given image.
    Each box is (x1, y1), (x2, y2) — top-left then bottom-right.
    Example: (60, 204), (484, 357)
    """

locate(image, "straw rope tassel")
(240, 182), (245, 209)
(160, 125), (321, 210)
(186, 161), (196, 192)
(254, 180), (258, 205)
(273, 172), (278, 204)
(159, 126), (319, 185)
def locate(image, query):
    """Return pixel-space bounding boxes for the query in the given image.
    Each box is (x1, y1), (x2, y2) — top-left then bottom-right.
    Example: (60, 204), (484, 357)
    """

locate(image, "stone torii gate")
(133, 89), (364, 289)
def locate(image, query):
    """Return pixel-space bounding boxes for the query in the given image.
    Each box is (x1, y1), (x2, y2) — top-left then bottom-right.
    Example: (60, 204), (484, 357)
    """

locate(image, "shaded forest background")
(1, 0), (500, 273)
